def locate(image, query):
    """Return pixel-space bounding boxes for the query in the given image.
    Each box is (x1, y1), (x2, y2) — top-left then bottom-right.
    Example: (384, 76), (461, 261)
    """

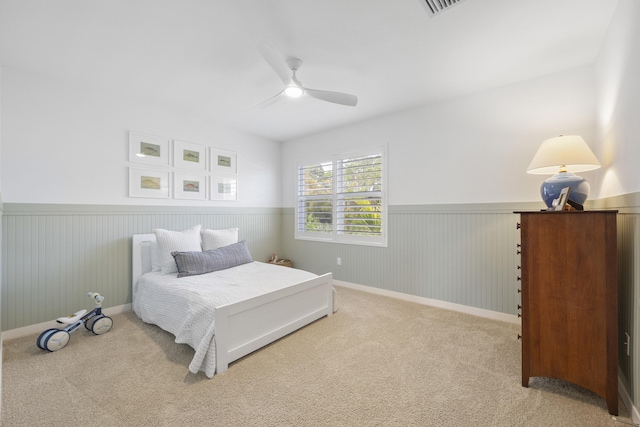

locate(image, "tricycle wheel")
(90, 315), (113, 335)
(37, 328), (58, 350)
(43, 330), (70, 352)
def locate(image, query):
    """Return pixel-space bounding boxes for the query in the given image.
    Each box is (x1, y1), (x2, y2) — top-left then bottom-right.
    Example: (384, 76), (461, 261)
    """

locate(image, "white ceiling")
(0, 0), (619, 142)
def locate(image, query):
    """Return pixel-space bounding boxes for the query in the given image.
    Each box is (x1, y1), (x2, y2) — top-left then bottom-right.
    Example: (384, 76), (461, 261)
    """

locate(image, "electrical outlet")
(337, 257), (342, 266)
(625, 332), (631, 356)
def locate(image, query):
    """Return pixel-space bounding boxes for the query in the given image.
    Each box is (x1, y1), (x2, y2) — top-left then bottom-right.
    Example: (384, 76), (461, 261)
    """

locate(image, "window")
(296, 146), (387, 246)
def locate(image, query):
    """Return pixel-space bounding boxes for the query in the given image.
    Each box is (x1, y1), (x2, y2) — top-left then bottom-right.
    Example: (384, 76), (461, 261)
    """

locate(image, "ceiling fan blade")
(253, 90), (285, 109)
(304, 88), (358, 106)
(258, 43), (292, 86)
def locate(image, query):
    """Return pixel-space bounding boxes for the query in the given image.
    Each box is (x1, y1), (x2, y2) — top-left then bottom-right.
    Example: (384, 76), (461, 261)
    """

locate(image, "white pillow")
(201, 228), (239, 251)
(149, 240), (162, 271)
(139, 240), (162, 273)
(153, 225), (202, 274)
(140, 240), (154, 274)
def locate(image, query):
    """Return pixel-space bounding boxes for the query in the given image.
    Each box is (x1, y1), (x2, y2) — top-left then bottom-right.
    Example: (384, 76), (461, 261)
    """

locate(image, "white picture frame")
(554, 187), (571, 211)
(173, 140), (207, 171)
(174, 173), (207, 200)
(129, 132), (171, 166)
(210, 148), (237, 174)
(211, 175), (237, 201)
(129, 168), (170, 198)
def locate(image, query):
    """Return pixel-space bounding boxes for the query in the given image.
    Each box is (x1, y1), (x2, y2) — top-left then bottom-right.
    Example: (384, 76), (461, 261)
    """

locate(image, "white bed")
(132, 233), (333, 377)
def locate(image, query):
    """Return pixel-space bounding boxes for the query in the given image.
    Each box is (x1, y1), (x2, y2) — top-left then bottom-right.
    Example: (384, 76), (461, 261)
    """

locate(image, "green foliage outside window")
(341, 197), (382, 236)
(300, 163), (333, 233)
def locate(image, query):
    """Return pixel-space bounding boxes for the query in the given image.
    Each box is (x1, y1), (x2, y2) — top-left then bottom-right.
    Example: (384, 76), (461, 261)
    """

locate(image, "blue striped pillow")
(172, 240), (253, 278)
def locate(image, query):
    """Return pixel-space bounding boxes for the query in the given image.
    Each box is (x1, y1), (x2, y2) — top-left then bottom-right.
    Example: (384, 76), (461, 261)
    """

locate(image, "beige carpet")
(1, 286), (635, 426)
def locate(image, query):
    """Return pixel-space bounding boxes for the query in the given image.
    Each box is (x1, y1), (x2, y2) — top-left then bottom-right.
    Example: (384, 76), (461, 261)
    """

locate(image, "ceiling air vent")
(420, 0), (467, 17)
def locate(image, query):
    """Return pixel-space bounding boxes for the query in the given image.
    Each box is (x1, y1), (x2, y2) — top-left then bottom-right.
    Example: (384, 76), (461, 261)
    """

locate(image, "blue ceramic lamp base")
(541, 171), (590, 209)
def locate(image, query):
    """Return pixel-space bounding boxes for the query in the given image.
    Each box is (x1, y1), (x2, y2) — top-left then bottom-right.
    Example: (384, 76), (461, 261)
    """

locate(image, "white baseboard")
(618, 373), (640, 424)
(1, 303), (132, 341)
(333, 280), (521, 324)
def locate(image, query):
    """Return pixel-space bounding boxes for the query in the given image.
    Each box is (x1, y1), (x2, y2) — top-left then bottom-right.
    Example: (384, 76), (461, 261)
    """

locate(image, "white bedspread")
(133, 261), (318, 378)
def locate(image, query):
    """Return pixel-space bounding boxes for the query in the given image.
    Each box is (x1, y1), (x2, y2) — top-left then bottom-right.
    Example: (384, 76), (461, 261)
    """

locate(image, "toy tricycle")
(37, 292), (113, 352)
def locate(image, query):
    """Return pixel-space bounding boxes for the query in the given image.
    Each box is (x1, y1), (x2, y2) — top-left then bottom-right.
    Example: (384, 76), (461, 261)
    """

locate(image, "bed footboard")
(214, 272), (333, 373)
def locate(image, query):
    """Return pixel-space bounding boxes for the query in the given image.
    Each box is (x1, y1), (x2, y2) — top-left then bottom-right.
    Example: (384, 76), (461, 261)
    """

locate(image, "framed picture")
(554, 187), (571, 211)
(211, 175), (237, 201)
(129, 168), (170, 198)
(129, 132), (171, 166)
(210, 148), (237, 174)
(173, 140), (206, 171)
(174, 173), (207, 200)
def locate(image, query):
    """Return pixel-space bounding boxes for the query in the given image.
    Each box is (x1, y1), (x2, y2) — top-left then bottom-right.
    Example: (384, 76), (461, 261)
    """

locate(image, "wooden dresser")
(515, 210), (618, 415)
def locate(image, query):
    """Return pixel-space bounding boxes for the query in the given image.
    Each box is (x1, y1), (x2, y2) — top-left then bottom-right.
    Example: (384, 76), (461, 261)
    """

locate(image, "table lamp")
(527, 135), (601, 209)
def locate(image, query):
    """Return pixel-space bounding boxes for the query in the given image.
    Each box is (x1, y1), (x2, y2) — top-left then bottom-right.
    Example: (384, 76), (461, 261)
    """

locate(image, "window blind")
(296, 147), (386, 246)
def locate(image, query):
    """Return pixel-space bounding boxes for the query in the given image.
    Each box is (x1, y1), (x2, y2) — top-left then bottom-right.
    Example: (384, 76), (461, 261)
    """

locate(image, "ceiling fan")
(256, 43), (358, 108)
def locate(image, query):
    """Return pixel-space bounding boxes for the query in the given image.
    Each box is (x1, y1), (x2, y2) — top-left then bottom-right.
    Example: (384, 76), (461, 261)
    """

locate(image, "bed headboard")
(132, 233), (156, 292)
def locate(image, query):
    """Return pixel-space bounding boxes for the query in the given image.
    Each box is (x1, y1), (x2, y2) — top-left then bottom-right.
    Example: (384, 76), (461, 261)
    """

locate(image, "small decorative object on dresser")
(514, 210), (618, 415)
(551, 186), (571, 211)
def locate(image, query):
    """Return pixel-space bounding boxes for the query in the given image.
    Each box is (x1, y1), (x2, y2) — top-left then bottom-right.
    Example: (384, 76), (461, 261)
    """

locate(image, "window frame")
(295, 146), (387, 247)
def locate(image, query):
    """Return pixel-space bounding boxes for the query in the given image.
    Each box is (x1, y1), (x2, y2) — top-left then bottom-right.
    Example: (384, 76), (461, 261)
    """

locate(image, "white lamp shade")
(527, 135), (601, 175)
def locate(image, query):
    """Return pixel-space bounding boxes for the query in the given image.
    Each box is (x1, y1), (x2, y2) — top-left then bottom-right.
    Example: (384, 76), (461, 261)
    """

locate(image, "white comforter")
(133, 261), (318, 378)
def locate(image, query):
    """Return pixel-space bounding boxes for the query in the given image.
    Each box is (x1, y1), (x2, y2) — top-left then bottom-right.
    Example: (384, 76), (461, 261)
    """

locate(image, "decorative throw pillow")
(153, 225), (202, 274)
(172, 240), (253, 278)
(201, 228), (239, 251)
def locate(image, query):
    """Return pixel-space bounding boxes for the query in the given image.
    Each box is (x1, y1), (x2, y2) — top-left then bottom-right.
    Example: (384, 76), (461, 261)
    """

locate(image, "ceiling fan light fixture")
(284, 85), (304, 98)
(256, 44), (357, 107)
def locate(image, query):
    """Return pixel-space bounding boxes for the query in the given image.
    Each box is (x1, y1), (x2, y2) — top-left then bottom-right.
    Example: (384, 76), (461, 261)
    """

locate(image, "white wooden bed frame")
(132, 234), (333, 374)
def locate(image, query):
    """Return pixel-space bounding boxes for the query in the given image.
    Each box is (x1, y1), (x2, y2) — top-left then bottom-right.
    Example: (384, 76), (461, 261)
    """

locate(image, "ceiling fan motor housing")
(286, 58), (303, 71)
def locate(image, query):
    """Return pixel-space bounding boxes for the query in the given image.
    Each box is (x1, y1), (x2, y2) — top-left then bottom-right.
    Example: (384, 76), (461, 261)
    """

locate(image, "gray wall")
(1, 204), (283, 330)
(591, 193), (640, 410)
(3, 201), (538, 330)
(0, 193), (3, 414)
(617, 211), (639, 401)
(282, 202), (540, 315)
